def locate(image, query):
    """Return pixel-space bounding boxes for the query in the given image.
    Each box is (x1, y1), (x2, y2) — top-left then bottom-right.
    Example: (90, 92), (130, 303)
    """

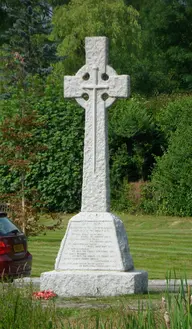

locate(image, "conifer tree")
(0, 0), (59, 98)
(0, 0), (59, 233)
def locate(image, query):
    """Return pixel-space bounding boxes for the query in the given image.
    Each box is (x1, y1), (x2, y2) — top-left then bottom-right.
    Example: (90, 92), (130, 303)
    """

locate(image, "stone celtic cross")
(41, 36), (148, 297)
(64, 37), (130, 212)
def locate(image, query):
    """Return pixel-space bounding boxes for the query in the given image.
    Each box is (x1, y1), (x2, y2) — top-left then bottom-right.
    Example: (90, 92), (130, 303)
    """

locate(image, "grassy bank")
(0, 280), (191, 328)
(28, 214), (192, 279)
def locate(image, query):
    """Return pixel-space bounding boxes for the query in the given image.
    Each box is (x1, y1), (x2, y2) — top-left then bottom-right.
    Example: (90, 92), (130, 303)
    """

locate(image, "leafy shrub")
(157, 94), (192, 139)
(109, 97), (164, 185)
(151, 123), (192, 216)
(140, 95), (192, 216)
(111, 179), (148, 214)
(111, 178), (132, 212)
(27, 94), (84, 212)
(139, 181), (158, 214)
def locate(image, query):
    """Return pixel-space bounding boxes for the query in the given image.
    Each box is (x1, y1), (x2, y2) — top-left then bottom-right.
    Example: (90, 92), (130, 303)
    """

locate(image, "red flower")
(32, 290), (57, 300)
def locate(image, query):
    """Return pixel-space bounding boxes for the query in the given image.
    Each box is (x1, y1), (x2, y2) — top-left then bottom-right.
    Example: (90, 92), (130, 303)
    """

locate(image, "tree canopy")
(0, 0), (192, 218)
(50, 0), (141, 80)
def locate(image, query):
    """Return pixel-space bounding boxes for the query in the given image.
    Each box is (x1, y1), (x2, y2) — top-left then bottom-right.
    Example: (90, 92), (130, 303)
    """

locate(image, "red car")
(0, 212), (32, 279)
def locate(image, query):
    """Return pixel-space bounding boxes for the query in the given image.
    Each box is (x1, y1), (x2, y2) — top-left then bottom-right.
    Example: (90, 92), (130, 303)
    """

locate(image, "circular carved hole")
(82, 93), (89, 100)
(101, 93), (109, 101)
(82, 73), (90, 81)
(101, 73), (109, 81)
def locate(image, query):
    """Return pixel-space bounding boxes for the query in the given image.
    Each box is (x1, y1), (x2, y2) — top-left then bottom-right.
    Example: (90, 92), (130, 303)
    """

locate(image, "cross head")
(64, 37), (130, 173)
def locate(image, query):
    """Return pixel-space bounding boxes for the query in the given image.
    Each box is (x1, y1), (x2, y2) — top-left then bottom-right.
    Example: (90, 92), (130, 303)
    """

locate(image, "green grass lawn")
(1, 282), (191, 329)
(28, 213), (192, 279)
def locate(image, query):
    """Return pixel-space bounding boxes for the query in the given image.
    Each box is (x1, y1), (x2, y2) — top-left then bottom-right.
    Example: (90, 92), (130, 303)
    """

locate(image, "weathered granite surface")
(64, 37), (130, 212)
(40, 211), (148, 296)
(15, 277), (192, 293)
(55, 212), (134, 271)
(40, 270), (148, 297)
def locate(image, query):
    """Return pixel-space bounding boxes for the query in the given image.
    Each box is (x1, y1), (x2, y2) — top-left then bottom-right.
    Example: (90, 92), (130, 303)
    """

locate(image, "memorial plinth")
(40, 37), (148, 296)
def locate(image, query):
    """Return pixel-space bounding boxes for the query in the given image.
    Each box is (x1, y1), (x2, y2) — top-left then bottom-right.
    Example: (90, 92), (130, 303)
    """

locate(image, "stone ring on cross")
(64, 36), (130, 209)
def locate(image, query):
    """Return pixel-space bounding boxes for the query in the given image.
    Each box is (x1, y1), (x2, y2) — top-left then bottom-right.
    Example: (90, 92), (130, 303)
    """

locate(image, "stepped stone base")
(40, 270), (148, 297)
(40, 211), (148, 296)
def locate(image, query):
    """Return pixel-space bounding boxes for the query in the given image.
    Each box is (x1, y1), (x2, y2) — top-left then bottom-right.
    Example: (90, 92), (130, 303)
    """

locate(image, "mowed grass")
(28, 213), (192, 279)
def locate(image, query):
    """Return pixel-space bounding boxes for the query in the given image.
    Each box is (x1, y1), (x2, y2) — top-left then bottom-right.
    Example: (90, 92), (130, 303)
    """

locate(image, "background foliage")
(0, 0), (192, 221)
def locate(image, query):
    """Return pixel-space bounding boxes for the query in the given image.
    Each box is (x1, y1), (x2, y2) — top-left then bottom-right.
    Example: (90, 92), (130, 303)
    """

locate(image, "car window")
(0, 217), (21, 235)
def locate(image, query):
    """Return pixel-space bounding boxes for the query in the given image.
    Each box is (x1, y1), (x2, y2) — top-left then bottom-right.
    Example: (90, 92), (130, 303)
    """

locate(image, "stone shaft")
(82, 100), (110, 211)
(64, 36), (130, 212)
